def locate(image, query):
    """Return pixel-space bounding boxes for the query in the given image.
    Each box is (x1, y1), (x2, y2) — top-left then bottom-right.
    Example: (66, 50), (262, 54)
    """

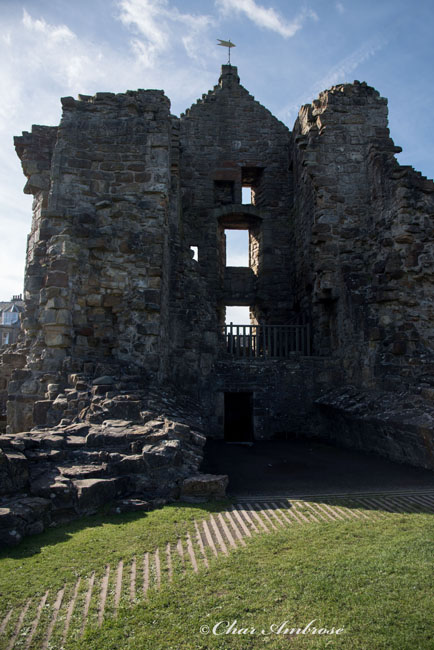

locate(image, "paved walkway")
(202, 439), (434, 496)
(1, 489), (434, 648)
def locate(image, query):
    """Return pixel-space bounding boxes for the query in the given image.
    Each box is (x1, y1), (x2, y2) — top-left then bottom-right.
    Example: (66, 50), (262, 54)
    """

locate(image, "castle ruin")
(0, 64), (433, 542)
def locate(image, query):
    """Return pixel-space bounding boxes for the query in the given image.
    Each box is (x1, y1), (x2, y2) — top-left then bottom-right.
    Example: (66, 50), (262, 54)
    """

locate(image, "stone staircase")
(1, 489), (434, 649)
(0, 386), (208, 545)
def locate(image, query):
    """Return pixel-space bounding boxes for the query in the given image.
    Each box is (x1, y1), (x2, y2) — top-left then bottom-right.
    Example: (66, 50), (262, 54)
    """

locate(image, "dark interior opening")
(241, 167), (263, 206)
(224, 392), (254, 442)
(214, 180), (234, 205)
(241, 167), (263, 186)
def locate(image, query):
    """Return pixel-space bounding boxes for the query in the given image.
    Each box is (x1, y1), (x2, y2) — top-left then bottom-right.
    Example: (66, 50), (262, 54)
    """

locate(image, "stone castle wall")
(291, 82), (434, 390)
(1, 66), (433, 470)
(179, 65), (294, 326)
(8, 90), (177, 432)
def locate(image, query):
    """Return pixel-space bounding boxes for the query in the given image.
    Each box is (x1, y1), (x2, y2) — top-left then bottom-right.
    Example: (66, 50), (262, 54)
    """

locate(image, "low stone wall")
(0, 381), (212, 546)
(315, 386), (434, 470)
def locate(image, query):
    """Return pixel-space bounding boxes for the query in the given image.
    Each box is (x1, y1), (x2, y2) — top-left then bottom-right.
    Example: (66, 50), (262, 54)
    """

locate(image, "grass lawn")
(0, 503), (433, 650)
(0, 501), (228, 611)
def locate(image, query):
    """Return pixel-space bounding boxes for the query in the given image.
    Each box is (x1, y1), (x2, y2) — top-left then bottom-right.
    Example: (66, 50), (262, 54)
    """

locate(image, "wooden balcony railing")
(223, 323), (311, 358)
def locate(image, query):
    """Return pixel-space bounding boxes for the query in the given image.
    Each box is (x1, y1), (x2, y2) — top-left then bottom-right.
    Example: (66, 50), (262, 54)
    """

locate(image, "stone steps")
(1, 415), (209, 545)
(2, 490), (434, 648)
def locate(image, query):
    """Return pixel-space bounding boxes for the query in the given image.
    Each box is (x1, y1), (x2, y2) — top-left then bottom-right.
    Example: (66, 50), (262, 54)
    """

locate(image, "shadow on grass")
(241, 495), (434, 519)
(309, 494), (434, 516)
(0, 499), (232, 560)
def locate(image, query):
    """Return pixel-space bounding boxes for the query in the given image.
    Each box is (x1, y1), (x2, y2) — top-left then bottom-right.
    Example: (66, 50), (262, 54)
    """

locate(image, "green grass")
(1, 504), (433, 650)
(72, 512), (434, 650)
(0, 500), (229, 611)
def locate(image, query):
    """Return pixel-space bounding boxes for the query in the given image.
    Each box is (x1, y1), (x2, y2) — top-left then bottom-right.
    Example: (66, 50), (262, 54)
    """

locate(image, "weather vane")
(217, 39), (236, 65)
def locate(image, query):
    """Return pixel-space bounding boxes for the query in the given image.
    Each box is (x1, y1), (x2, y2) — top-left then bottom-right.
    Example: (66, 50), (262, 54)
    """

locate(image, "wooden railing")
(223, 323), (311, 358)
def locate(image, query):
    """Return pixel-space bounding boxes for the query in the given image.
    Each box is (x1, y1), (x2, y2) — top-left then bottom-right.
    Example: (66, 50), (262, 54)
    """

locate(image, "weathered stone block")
(45, 271), (69, 288)
(74, 477), (126, 513)
(44, 331), (70, 347)
(180, 474), (229, 501)
(0, 450), (13, 495)
(142, 440), (182, 468)
(0, 497), (51, 546)
(5, 452), (28, 491)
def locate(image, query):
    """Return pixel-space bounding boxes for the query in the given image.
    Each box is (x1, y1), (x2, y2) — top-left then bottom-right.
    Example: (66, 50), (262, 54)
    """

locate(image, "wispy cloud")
(15, 10), (105, 95)
(0, 6), (216, 132)
(117, 0), (215, 65)
(335, 2), (345, 14)
(317, 37), (386, 90)
(216, 0), (318, 38)
(0, 5), (217, 296)
(22, 10), (76, 44)
(0, 10), (105, 294)
(277, 36), (387, 126)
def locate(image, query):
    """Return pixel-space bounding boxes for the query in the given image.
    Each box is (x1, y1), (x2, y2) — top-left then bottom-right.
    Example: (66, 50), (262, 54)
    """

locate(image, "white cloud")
(117, 0), (214, 65)
(216, 0), (318, 38)
(317, 37), (386, 90)
(13, 10), (105, 98)
(336, 2), (345, 14)
(22, 9), (75, 44)
(278, 37), (387, 127)
(0, 5), (217, 297)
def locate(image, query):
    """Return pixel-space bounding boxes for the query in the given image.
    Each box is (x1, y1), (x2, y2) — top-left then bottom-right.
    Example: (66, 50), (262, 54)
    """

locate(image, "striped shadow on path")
(1, 489), (433, 648)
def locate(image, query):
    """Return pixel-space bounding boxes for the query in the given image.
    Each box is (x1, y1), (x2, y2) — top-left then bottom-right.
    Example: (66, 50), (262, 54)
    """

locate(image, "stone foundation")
(0, 384), (208, 546)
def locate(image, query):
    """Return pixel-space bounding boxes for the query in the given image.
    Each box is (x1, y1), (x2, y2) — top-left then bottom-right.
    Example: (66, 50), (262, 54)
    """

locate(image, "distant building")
(0, 295), (24, 346)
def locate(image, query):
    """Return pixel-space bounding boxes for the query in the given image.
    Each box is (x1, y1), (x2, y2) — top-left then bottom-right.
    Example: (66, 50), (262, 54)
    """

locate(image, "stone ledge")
(315, 386), (434, 470)
(181, 473), (229, 501)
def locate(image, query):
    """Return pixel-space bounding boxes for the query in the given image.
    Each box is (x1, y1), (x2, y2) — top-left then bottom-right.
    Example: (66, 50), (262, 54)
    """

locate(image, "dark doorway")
(224, 392), (254, 442)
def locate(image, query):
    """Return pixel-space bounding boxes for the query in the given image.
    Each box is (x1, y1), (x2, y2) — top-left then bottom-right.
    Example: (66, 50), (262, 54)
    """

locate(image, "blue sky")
(1, 0), (434, 311)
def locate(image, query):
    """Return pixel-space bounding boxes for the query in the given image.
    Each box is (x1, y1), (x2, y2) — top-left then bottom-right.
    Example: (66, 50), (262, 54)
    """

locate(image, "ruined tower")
(2, 64), (434, 467)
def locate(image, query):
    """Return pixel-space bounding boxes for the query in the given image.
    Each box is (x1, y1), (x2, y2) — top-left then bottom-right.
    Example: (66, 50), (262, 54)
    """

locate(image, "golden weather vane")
(217, 39), (236, 65)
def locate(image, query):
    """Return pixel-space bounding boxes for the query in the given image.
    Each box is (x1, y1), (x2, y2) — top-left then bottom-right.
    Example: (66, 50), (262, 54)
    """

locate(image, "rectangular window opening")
(225, 228), (249, 266)
(225, 305), (250, 325)
(241, 167), (263, 206)
(242, 186), (253, 205)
